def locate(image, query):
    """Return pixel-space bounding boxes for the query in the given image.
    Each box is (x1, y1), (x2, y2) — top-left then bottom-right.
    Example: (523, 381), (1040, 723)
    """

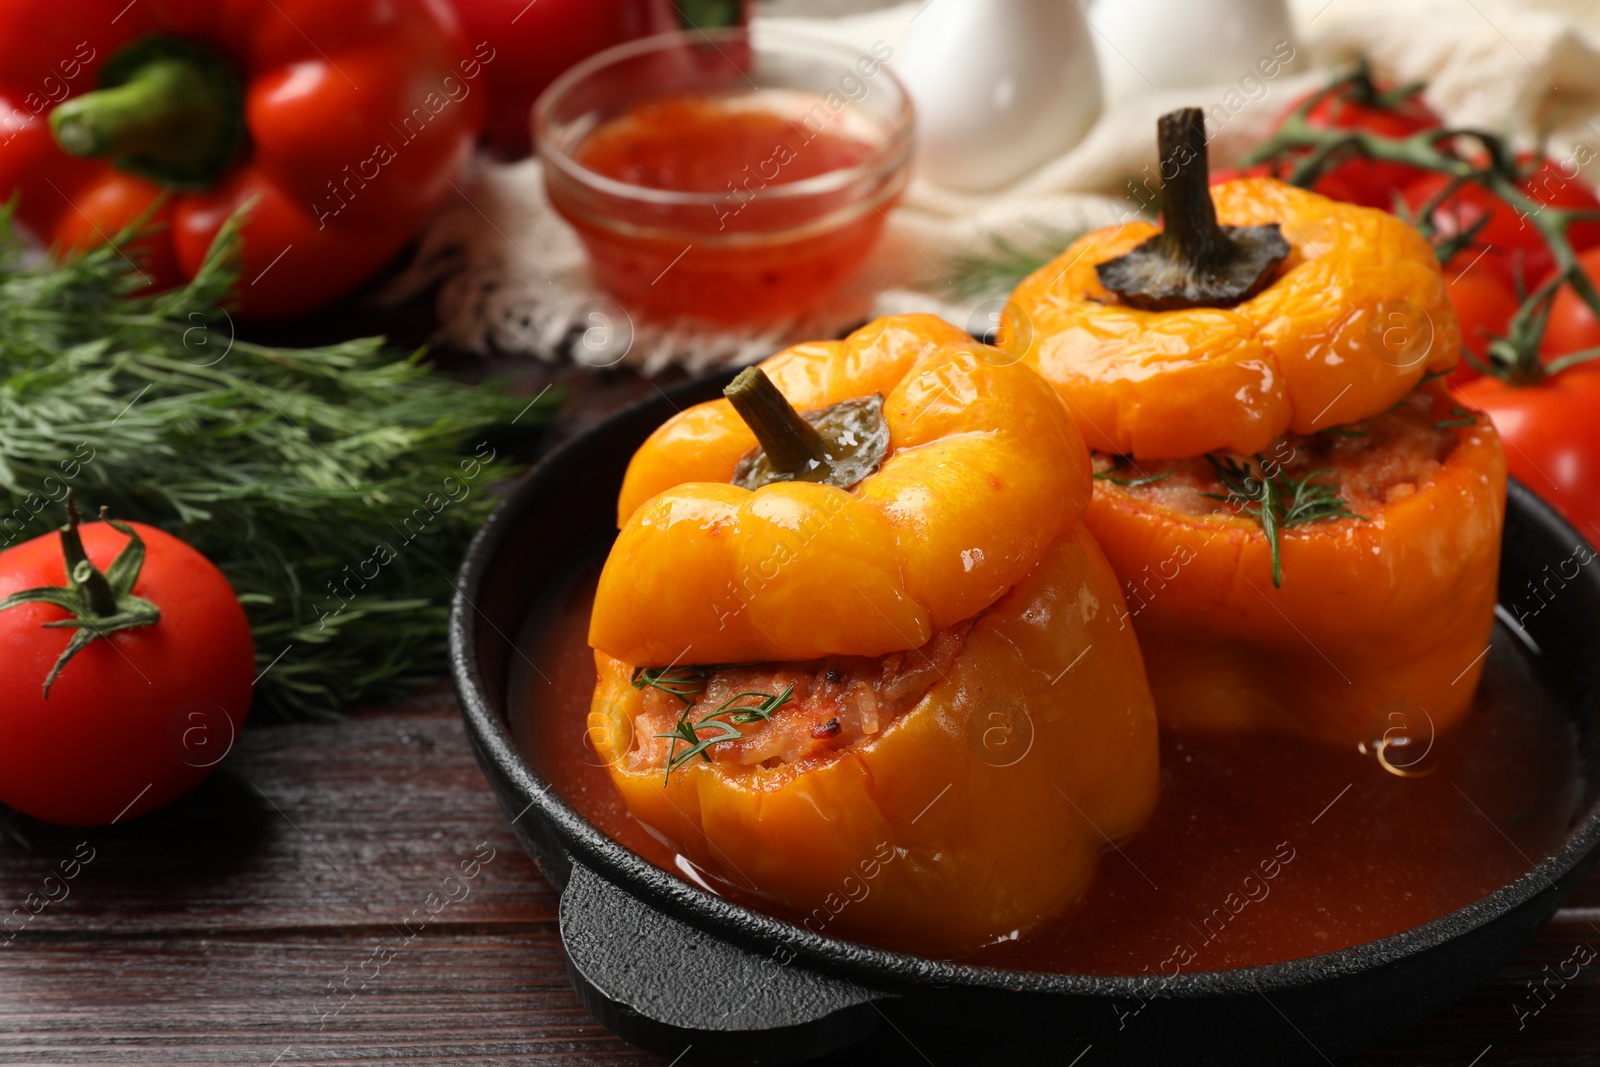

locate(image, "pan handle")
(559, 861), (888, 1066)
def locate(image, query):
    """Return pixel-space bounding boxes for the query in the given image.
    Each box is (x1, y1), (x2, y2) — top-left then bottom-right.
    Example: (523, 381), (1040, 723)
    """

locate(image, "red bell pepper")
(0, 0), (486, 319)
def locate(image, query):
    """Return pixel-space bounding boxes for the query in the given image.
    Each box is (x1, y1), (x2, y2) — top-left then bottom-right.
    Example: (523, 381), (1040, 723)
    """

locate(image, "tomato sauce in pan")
(511, 556), (1582, 974)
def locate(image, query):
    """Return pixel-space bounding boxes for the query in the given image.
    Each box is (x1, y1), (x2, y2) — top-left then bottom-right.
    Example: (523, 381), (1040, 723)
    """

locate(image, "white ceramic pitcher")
(896, 0), (1103, 192)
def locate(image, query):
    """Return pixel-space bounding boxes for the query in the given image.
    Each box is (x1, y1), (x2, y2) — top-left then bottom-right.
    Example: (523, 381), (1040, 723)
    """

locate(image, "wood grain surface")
(0, 688), (1594, 1066)
(0, 315), (1594, 1064)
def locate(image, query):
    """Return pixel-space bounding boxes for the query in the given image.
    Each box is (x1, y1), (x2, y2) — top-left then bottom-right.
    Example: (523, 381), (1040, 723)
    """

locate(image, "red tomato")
(171, 168), (407, 320)
(1210, 161), (1366, 204)
(1210, 163), (1279, 185)
(1458, 370), (1600, 541)
(1277, 83), (1440, 208)
(1441, 252), (1520, 384)
(449, 0), (679, 158)
(1541, 244), (1600, 363)
(50, 172), (185, 294)
(0, 516), (254, 825)
(1402, 158), (1600, 291)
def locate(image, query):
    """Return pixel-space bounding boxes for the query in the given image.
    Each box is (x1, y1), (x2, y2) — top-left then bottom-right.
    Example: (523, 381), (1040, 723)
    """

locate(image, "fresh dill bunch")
(1204, 454), (1366, 588)
(0, 207), (553, 717)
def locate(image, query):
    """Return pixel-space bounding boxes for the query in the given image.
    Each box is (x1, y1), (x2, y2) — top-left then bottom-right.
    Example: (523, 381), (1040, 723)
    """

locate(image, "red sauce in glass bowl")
(537, 31), (914, 328)
(512, 557), (1582, 973)
(551, 91), (901, 326)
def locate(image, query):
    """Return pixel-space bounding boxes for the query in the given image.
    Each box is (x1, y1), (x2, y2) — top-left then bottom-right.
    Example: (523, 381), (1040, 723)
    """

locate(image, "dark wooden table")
(2, 299), (1596, 1065)
(0, 684), (1594, 1066)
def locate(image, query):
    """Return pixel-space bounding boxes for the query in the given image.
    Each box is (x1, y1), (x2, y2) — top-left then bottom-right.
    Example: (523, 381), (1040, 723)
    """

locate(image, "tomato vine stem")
(1242, 63), (1600, 386)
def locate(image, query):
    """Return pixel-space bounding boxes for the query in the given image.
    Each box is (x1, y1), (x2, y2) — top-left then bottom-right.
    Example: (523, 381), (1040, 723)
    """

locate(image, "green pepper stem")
(52, 59), (203, 158)
(50, 36), (243, 190)
(724, 367), (825, 475)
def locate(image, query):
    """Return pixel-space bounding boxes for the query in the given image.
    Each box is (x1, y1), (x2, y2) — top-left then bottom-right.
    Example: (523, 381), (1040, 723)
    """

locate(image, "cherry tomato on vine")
(1440, 252), (1520, 384)
(1402, 157), (1600, 291)
(1275, 82), (1440, 208)
(1540, 244), (1600, 362)
(0, 506), (254, 825)
(1459, 369), (1600, 541)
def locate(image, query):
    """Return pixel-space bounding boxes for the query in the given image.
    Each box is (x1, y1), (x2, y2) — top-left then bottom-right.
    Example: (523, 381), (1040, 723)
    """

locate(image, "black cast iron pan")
(448, 373), (1600, 1066)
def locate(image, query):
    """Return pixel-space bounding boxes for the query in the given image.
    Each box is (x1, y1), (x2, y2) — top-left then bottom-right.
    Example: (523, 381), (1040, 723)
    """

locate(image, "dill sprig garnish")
(0, 206), (552, 717)
(1204, 454), (1367, 588)
(656, 685), (796, 782)
(631, 664), (713, 705)
(1433, 407), (1477, 430)
(1092, 455), (1176, 488)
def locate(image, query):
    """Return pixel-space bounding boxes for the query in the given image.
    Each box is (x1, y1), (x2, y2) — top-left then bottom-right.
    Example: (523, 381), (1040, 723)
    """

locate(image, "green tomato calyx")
(0, 491), (161, 698)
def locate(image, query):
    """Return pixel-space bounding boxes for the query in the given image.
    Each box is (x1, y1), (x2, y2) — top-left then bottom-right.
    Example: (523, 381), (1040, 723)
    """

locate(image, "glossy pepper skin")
(589, 524), (1159, 955)
(0, 0), (485, 319)
(1084, 393), (1505, 747)
(1005, 178), (1460, 459)
(590, 314), (1093, 666)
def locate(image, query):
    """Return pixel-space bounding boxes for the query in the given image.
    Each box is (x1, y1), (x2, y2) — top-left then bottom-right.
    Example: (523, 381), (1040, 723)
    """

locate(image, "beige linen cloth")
(385, 0), (1600, 374)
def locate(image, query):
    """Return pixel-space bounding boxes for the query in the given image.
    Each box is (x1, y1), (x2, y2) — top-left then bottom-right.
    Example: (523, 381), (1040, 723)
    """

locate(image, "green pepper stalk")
(50, 36), (245, 190)
(723, 367), (889, 491)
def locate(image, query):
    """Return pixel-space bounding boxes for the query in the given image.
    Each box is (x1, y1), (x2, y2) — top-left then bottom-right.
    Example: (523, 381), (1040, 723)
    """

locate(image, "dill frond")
(1204, 454), (1366, 588)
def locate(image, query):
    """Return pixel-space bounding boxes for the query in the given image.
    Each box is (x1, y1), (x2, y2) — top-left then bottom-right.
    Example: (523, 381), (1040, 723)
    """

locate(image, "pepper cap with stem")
(723, 367), (889, 491)
(0, 492), (161, 698)
(49, 35), (246, 190)
(1096, 108), (1291, 311)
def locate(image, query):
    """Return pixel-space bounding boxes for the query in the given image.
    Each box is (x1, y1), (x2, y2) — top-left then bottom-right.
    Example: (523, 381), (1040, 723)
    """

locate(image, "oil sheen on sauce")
(573, 93), (878, 196)
(512, 561), (1581, 974)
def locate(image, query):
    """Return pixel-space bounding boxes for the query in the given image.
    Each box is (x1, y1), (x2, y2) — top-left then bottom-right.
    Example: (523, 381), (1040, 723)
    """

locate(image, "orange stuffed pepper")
(1003, 110), (1505, 748)
(587, 315), (1159, 955)
(1086, 387), (1504, 747)
(1006, 116), (1458, 461)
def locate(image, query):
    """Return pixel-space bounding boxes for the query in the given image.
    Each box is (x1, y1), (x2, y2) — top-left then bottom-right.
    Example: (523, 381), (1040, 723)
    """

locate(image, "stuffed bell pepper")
(587, 314), (1159, 955)
(1003, 110), (1506, 748)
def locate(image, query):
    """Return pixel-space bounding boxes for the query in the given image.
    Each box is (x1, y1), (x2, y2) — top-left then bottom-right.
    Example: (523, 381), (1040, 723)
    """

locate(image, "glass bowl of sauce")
(535, 28), (914, 327)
